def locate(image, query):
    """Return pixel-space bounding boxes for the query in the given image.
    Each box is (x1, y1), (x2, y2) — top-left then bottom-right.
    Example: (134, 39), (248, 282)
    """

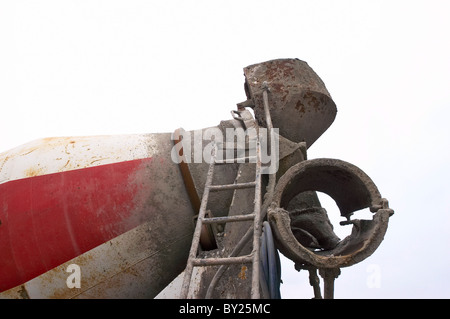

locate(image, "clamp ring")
(268, 158), (393, 268)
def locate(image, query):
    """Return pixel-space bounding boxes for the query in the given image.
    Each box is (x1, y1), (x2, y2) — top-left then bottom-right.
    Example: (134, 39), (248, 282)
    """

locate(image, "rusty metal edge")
(173, 128), (217, 251)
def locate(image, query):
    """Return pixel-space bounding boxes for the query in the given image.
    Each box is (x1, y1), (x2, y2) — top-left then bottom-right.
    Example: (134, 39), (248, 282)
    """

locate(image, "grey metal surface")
(243, 58), (337, 148)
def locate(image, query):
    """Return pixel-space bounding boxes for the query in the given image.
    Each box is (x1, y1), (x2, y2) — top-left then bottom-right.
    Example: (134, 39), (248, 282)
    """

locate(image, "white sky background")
(1, 0), (449, 299)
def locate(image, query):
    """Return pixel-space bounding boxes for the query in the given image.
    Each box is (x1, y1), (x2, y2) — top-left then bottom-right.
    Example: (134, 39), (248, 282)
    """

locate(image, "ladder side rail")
(250, 131), (262, 299)
(180, 145), (217, 299)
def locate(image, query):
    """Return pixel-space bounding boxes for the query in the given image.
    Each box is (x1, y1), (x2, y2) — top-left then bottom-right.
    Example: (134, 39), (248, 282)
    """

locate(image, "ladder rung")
(202, 213), (255, 224)
(192, 255), (253, 266)
(215, 156), (257, 164)
(209, 181), (256, 191)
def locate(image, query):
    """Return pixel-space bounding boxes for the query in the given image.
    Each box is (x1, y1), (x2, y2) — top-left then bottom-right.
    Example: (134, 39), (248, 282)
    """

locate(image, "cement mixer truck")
(0, 59), (393, 299)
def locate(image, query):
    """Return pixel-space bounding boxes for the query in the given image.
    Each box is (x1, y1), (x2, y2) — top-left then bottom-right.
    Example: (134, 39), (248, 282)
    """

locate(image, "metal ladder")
(179, 127), (263, 299)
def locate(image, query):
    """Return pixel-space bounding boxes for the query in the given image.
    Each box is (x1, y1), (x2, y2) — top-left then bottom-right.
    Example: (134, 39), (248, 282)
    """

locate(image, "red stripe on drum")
(0, 157), (153, 292)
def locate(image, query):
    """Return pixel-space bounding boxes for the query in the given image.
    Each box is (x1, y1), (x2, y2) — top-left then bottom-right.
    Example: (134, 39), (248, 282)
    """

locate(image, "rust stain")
(295, 100), (306, 114)
(0, 154), (11, 174)
(63, 159), (70, 169)
(262, 59), (296, 82)
(24, 165), (45, 177)
(64, 144), (71, 155)
(304, 91), (322, 111)
(238, 265), (247, 280)
(20, 148), (38, 156)
(21, 137), (77, 158)
(90, 158), (109, 165)
(42, 137), (62, 143)
(42, 254), (96, 299)
(122, 266), (140, 277)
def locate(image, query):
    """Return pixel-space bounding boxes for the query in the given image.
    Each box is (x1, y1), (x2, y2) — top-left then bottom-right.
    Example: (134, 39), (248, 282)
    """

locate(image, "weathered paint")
(1, 221), (193, 298)
(0, 134), (155, 184)
(243, 58), (337, 148)
(0, 157), (153, 292)
(0, 133), (195, 298)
